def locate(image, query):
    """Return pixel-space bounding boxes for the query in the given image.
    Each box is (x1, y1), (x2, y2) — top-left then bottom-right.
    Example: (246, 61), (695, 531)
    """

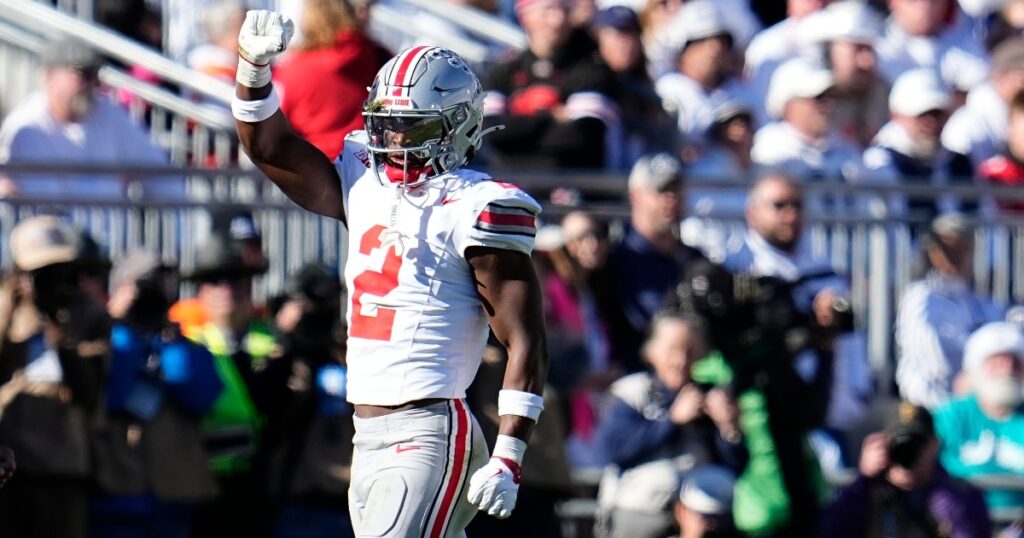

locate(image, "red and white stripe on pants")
(349, 399), (487, 538)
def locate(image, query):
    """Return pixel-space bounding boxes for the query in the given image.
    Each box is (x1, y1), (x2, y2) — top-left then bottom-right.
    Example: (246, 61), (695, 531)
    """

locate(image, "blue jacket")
(595, 372), (746, 472)
(108, 323), (222, 419)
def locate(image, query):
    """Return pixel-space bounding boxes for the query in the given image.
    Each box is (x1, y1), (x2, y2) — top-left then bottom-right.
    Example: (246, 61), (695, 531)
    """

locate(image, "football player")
(232, 10), (549, 537)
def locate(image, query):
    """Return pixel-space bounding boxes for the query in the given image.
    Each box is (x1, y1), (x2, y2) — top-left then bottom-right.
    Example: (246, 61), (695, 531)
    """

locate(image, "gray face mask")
(976, 374), (1024, 408)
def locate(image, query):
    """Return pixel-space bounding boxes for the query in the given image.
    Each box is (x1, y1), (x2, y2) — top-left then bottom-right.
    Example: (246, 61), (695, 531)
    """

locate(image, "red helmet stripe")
(391, 46), (432, 94)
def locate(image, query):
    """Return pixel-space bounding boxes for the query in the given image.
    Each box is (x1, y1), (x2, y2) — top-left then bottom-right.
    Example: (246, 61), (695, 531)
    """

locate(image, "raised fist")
(238, 10), (294, 66)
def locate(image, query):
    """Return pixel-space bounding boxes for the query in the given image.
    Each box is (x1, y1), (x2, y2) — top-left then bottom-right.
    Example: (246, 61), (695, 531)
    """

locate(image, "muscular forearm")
(497, 336), (547, 442)
(232, 10), (344, 220)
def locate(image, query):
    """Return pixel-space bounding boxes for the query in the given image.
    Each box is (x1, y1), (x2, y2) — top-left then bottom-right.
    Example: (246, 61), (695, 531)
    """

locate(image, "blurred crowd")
(6, 0), (1024, 537)
(8, 0), (1024, 221)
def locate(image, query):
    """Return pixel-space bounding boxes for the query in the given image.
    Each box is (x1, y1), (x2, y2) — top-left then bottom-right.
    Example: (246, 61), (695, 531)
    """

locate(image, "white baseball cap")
(803, 0), (882, 45)
(628, 153), (683, 191)
(666, 0), (731, 56)
(679, 466), (735, 515)
(889, 68), (951, 117)
(766, 57), (835, 119)
(964, 322), (1024, 373)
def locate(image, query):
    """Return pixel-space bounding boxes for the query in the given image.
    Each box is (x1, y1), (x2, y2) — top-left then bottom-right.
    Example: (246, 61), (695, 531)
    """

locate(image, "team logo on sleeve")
(474, 203), (537, 237)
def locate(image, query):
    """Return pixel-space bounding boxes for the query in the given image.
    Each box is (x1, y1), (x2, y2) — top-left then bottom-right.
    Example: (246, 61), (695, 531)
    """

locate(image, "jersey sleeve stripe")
(473, 222), (537, 237)
(477, 209), (536, 228)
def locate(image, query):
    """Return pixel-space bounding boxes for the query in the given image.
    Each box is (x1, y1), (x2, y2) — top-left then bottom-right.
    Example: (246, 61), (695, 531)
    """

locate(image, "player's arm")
(233, 10), (344, 222)
(465, 245), (548, 519)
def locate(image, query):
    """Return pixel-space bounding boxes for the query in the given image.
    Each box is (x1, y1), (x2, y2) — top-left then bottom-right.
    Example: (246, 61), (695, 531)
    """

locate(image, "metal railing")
(0, 164), (343, 302)
(1, 166), (1023, 377)
(0, 0), (233, 103)
(0, 2), (238, 168)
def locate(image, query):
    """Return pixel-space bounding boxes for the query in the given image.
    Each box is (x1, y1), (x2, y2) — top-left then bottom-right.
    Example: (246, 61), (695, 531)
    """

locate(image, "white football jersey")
(335, 132), (541, 406)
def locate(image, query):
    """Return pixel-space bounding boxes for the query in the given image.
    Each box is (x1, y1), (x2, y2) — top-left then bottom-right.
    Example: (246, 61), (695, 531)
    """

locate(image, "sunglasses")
(768, 199), (803, 211)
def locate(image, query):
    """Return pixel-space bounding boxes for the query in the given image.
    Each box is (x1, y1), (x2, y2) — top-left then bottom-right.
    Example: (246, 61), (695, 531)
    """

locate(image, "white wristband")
(492, 434), (527, 464)
(236, 56), (272, 88)
(232, 88), (280, 123)
(498, 389), (544, 422)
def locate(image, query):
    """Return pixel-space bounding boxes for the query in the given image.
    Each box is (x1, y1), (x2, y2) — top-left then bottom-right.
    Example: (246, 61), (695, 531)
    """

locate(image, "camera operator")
(668, 173), (871, 536)
(0, 216), (109, 538)
(819, 403), (991, 538)
(90, 250), (222, 538)
(260, 263), (353, 537)
(594, 312), (746, 538)
(723, 173), (872, 467)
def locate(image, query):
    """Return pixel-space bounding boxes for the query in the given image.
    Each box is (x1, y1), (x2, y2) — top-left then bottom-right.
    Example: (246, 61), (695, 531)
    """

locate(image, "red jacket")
(978, 154), (1024, 214)
(275, 31), (388, 159)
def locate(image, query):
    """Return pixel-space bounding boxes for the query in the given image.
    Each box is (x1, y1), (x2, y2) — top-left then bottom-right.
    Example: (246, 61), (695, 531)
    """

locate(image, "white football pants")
(349, 399), (488, 538)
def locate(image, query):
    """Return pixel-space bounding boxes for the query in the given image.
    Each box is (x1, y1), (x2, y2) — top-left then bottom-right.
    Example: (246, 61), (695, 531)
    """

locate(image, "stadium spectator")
(183, 233), (276, 538)
(483, 0), (618, 168)
(0, 39), (180, 199)
(809, 0), (889, 149)
(896, 213), (1003, 410)
(169, 211), (268, 336)
(673, 465), (741, 538)
(0, 216), (110, 538)
(542, 211), (617, 467)
(605, 153), (698, 373)
(637, 0), (684, 79)
(589, 5), (677, 164)
(274, 0), (388, 159)
(261, 264), (354, 537)
(723, 174), (873, 470)
(594, 312), (746, 538)
(875, 0), (989, 94)
(819, 403), (992, 538)
(91, 251), (221, 538)
(863, 68), (972, 220)
(187, 0), (247, 84)
(751, 57), (863, 213)
(984, 0), (1024, 51)
(935, 321), (1024, 510)
(980, 91), (1024, 215)
(744, 0), (830, 122)
(641, 0), (758, 80)
(654, 0), (748, 157)
(681, 102), (756, 260)
(942, 38), (1024, 168)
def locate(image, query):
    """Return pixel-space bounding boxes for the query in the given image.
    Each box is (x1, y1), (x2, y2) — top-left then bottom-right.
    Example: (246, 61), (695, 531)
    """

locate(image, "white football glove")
(467, 456), (521, 519)
(238, 10), (294, 66)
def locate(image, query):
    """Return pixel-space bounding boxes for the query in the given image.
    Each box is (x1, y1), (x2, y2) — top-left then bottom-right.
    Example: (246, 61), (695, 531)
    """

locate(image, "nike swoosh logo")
(442, 196), (459, 205)
(395, 444), (421, 454)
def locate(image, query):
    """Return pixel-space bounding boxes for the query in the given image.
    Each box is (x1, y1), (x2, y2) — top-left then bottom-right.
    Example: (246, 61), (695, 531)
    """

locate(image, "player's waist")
(353, 397), (449, 419)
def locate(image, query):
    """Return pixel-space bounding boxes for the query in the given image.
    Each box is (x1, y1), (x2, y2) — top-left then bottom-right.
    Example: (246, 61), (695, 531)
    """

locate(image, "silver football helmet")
(363, 47), (493, 188)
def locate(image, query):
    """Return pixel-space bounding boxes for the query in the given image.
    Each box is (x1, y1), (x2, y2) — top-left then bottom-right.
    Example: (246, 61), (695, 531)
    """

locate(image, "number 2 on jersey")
(350, 225), (403, 340)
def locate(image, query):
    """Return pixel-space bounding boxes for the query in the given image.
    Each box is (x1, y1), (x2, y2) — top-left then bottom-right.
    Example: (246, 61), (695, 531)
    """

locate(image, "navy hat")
(592, 6), (641, 34)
